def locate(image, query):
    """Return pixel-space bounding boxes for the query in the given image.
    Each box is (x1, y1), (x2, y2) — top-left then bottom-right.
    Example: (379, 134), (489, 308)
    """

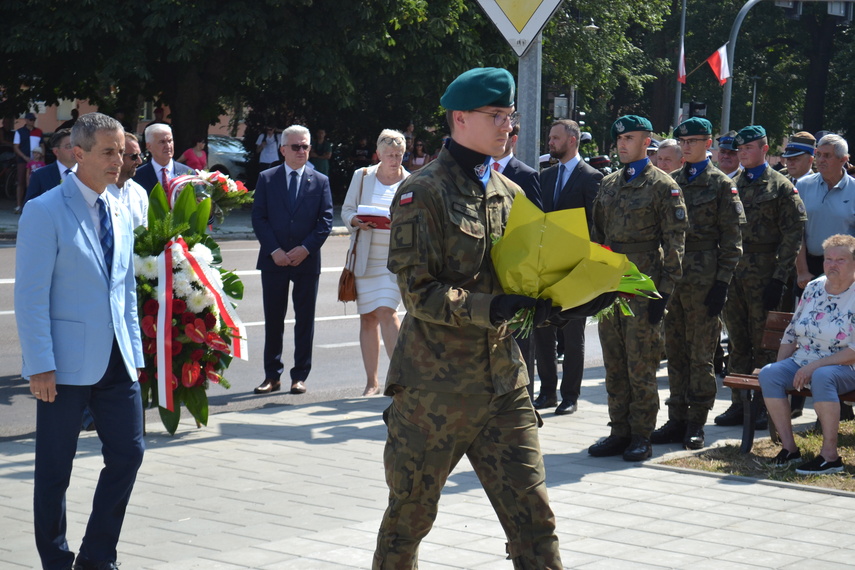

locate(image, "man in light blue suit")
(15, 113), (145, 570)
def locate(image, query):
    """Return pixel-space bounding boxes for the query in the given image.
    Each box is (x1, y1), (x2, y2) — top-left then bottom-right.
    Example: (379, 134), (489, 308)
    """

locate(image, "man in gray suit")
(533, 119), (603, 415)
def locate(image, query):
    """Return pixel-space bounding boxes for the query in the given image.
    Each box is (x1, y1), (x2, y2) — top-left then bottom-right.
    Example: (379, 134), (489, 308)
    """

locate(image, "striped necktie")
(97, 196), (113, 274)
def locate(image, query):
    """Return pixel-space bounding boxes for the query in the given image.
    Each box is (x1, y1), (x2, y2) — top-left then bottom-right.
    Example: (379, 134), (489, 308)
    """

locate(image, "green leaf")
(183, 386), (209, 426)
(173, 185), (198, 227)
(201, 235), (222, 264)
(220, 269), (244, 300)
(194, 197), (212, 235)
(149, 183), (169, 225)
(158, 404), (181, 436)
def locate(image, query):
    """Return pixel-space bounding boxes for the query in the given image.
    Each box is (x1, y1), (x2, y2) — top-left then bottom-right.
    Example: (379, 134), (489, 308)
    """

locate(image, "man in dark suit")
(490, 124), (543, 398)
(24, 129), (76, 206)
(533, 119), (603, 415)
(252, 125), (333, 395)
(132, 123), (193, 194)
(16, 113), (145, 570)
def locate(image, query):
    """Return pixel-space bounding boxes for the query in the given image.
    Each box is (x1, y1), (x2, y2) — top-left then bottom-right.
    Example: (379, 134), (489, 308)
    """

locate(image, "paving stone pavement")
(3, 367), (855, 569)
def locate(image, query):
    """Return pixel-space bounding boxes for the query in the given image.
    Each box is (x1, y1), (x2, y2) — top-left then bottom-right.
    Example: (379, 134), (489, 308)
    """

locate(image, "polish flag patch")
(731, 187), (738, 194)
(400, 192), (413, 205)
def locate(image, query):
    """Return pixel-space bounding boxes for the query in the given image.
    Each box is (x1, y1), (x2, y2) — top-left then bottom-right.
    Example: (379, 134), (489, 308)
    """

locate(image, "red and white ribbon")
(155, 236), (248, 411)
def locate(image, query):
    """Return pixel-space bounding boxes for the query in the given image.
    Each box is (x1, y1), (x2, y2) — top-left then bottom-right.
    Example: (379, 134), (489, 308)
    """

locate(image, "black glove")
(490, 294), (557, 328)
(762, 278), (786, 312)
(533, 298), (560, 328)
(647, 293), (670, 325)
(548, 291), (619, 327)
(703, 280), (729, 317)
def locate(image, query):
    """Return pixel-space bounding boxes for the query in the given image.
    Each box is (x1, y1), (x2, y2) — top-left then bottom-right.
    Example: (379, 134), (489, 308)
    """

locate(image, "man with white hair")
(656, 138), (684, 174)
(133, 123), (193, 194)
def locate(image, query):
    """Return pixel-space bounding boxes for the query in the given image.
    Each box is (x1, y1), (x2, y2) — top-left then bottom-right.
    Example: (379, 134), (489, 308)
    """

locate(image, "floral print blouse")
(783, 275), (855, 366)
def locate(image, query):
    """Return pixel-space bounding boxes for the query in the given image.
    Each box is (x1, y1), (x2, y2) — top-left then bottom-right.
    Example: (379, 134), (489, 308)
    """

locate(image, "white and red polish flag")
(678, 38), (686, 84)
(706, 44), (730, 86)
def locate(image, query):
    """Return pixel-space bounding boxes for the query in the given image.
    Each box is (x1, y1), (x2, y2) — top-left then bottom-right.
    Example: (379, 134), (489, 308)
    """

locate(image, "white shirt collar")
(490, 153), (514, 172)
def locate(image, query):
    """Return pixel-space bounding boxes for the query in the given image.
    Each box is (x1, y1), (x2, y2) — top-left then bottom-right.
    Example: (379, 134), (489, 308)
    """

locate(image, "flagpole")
(672, 0), (687, 129)
(721, 0), (763, 135)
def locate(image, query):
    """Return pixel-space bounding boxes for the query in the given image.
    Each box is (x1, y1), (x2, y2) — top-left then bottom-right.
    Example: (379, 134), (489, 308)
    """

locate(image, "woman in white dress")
(341, 130), (409, 395)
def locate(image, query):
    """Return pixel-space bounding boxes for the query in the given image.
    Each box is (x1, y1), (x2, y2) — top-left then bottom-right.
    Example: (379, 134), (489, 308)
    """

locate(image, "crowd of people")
(13, 65), (855, 568)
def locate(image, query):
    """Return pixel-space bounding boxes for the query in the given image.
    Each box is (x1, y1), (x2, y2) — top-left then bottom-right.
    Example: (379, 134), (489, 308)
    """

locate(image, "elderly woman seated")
(759, 234), (855, 475)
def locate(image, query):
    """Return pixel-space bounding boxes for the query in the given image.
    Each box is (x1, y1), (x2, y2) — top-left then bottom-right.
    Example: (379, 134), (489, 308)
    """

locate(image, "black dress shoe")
(533, 393), (557, 409)
(290, 381), (307, 394)
(588, 435), (631, 457)
(650, 419), (686, 444)
(714, 403), (744, 426)
(622, 435), (652, 462)
(253, 379), (281, 394)
(683, 422), (705, 450)
(554, 400), (577, 415)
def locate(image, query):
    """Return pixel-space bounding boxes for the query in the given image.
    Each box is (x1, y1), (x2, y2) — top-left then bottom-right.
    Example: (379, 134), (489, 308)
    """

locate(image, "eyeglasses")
(289, 144), (310, 151)
(123, 153), (141, 161)
(678, 138), (710, 146)
(379, 136), (404, 146)
(469, 109), (520, 127)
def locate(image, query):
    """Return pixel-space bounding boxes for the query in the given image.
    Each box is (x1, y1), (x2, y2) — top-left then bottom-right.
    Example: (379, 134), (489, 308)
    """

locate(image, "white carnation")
(190, 243), (214, 265)
(135, 255), (159, 280)
(187, 290), (214, 313)
(173, 275), (195, 298)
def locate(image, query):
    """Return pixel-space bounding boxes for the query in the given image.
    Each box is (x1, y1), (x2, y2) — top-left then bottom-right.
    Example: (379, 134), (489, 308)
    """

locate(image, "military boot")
(650, 419), (687, 444)
(683, 422), (705, 450)
(714, 402), (744, 426)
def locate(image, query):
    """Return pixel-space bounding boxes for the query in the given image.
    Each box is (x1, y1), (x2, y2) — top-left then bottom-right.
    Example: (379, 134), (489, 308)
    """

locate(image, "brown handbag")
(338, 168), (368, 303)
(337, 242), (357, 302)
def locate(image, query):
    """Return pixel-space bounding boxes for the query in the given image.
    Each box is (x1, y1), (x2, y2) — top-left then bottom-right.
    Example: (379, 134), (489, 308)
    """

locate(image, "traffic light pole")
(517, 33), (542, 169)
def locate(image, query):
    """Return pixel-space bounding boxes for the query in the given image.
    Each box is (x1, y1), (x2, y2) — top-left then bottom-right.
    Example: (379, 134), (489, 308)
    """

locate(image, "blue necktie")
(288, 171), (298, 209)
(553, 163), (565, 210)
(97, 197), (113, 274)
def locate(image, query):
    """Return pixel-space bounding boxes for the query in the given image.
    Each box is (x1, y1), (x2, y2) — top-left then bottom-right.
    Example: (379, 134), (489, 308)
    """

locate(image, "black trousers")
(261, 269), (319, 382)
(533, 317), (586, 403)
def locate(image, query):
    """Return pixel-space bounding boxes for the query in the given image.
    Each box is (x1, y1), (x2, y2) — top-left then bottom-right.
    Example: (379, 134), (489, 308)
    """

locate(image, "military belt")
(685, 240), (718, 252)
(742, 242), (778, 254)
(605, 239), (660, 254)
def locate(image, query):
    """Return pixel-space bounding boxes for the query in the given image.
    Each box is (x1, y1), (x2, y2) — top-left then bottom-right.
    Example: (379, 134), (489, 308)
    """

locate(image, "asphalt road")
(0, 235), (604, 439)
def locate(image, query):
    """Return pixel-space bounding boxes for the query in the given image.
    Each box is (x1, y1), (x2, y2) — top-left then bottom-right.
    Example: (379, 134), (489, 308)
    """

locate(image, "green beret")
(675, 117), (712, 137)
(440, 67), (515, 111)
(734, 125), (766, 148)
(611, 115), (653, 140)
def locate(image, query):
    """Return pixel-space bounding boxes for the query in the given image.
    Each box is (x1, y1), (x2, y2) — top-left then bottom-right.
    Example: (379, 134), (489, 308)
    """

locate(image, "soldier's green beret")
(734, 125), (766, 148)
(611, 115), (653, 140)
(440, 67), (515, 111)
(675, 117), (712, 137)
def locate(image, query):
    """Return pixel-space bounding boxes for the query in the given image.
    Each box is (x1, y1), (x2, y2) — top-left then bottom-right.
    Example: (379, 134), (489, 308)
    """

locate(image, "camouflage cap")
(440, 67), (515, 111)
(782, 131), (816, 158)
(716, 130), (738, 151)
(734, 125), (766, 148)
(675, 117), (713, 137)
(611, 115), (653, 140)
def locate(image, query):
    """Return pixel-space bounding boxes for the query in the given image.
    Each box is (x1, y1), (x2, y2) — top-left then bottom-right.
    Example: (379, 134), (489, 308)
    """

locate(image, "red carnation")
(172, 298), (187, 314)
(181, 312), (196, 326)
(203, 312), (218, 329)
(143, 299), (159, 316)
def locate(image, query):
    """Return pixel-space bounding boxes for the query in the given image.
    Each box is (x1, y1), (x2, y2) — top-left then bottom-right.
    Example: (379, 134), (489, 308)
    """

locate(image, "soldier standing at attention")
(651, 117), (745, 450)
(372, 67), (564, 569)
(588, 115), (688, 462)
(715, 125), (807, 426)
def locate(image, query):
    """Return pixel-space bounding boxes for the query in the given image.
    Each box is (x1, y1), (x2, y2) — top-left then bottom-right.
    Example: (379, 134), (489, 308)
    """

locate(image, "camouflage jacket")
(671, 164), (746, 286)
(733, 166), (806, 283)
(385, 148), (528, 395)
(592, 162), (688, 296)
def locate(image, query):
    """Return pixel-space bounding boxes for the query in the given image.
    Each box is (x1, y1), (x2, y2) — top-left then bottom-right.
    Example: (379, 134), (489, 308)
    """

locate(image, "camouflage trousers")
(724, 256), (778, 403)
(664, 282), (721, 424)
(373, 386), (562, 570)
(598, 296), (662, 439)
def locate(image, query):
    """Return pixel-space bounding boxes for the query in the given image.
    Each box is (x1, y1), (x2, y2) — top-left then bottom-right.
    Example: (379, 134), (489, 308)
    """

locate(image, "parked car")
(207, 135), (250, 182)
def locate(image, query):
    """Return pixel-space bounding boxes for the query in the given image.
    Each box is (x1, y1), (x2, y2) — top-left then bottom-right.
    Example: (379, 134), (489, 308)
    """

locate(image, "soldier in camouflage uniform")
(589, 115), (688, 462)
(715, 125), (807, 426)
(373, 67), (565, 570)
(651, 118), (745, 450)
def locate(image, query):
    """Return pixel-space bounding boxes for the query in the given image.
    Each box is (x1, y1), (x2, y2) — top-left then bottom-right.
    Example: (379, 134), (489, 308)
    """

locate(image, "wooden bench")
(723, 311), (855, 453)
